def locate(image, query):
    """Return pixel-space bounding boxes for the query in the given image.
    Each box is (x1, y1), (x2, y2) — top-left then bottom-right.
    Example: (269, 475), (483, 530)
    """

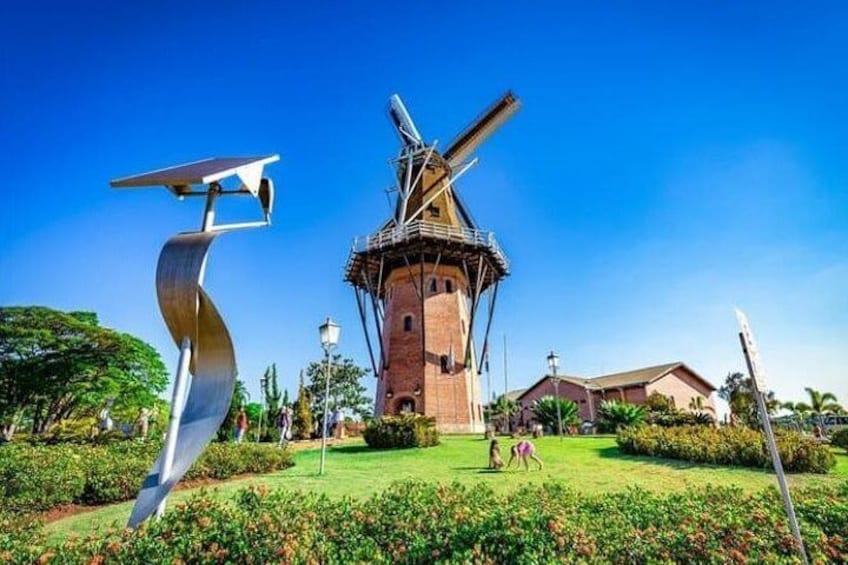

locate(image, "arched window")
(403, 315), (413, 332)
(429, 278), (438, 293)
(445, 279), (453, 293)
(440, 355), (451, 374)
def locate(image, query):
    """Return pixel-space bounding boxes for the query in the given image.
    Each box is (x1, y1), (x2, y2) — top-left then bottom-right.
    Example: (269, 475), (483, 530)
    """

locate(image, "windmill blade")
(443, 91), (520, 168)
(388, 94), (424, 147)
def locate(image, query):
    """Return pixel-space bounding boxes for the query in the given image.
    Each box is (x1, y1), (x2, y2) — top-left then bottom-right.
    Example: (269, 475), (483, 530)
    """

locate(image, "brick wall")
(376, 262), (484, 433)
(511, 378), (595, 429)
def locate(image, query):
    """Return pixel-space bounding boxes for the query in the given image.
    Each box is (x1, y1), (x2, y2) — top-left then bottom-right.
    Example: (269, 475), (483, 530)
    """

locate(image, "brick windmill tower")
(344, 92), (520, 433)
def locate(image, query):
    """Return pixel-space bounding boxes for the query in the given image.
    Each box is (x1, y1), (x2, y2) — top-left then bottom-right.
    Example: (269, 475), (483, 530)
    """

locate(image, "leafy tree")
(0, 306), (167, 440)
(281, 388), (290, 408)
(292, 372), (313, 440)
(644, 391), (676, 414)
(795, 387), (842, 431)
(305, 355), (371, 422)
(532, 396), (578, 434)
(486, 395), (519, 432)
(718, 371), (778, 428)
(596, 400), (646, 433)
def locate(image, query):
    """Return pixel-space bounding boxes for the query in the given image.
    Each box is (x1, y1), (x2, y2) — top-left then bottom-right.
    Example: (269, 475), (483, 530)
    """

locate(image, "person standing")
(135, 408), (150, 440)
(277, 405), (292, 447)
(331, 406), (343, 438)
(235, 407), (248, 444)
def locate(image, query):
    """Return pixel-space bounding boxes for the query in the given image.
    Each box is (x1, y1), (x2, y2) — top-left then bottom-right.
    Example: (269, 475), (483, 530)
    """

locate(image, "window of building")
(427, 204), (441, 218)
(440, 355), (450, 374)
(398, 398), (415, 414)
(445, 279), (453, 293)
(429, 278), (437, 293)
(403, 315), (413, 332)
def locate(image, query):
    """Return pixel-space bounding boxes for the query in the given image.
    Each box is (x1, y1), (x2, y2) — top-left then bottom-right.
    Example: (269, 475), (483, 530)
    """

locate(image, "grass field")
(46, 435), (848, 543)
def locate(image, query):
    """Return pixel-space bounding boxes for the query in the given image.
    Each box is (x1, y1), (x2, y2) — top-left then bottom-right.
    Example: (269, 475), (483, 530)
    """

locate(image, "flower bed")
(616, 425), (836, 473)
(3, 481), (847, 563)
(0, 441), (293, 514)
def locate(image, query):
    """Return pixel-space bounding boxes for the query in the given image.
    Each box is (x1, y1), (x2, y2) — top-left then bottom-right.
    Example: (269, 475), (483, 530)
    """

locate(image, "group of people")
(488, 439), (544, 471)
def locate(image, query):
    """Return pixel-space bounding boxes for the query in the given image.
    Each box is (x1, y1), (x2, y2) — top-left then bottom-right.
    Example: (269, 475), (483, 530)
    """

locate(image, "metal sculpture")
(344, 93), (519, 431)
(111, 156), (278, 526)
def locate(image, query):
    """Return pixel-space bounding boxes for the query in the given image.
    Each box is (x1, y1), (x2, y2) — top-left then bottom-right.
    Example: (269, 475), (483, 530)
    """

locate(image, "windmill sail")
(443, 92), (521, 168)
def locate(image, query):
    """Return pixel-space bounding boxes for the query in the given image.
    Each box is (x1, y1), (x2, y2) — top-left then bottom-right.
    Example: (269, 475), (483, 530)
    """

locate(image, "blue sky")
(1, 1), (846, 410)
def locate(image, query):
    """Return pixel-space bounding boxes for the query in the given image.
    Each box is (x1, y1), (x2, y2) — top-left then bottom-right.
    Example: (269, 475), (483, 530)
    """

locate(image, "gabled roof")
(514, 362), (716, 402)
(503, 388), (527, 402)
(589, 362), (682, 389)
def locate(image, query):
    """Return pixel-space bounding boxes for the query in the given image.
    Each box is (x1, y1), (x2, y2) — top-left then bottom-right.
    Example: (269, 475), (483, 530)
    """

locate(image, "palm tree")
(795, 387), (841, 431)
(488, 396), (519, 433)
(532, 396), (579, 434)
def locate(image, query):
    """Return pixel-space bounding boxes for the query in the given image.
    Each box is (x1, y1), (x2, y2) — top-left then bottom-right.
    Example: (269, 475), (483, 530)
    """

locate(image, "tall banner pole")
(735, 309), (808, 564)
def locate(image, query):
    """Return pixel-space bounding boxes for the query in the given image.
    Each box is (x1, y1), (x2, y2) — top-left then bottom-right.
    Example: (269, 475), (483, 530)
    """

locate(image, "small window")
(440, 355), (450, 374)
(445, 279), (453, 293)
(429, 278), (437, 293)
(427, 204), (441, 218)
(403, 315), (413, 332)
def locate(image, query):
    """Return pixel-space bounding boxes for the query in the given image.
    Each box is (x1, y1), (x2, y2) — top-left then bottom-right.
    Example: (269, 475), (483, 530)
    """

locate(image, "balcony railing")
(349, 221), (509, 270)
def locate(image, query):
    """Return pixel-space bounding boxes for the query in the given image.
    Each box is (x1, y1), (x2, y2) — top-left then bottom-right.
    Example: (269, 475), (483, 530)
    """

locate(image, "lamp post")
(547, 350), (562, 438)
(258, 373), (268, 442)
(318, 317), (340, 475)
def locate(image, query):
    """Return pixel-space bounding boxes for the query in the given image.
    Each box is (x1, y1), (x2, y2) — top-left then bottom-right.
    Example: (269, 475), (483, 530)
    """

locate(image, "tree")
(282, 388), (290, 409)
(0, 306), (168, 440)
(305, 355), (371, 422)
(487, 395), (519, 433)
(718, 371), (778, 428)
(292, 372), (313, 440)
(262, 363), (282, 427)
(795, 387), (842, 431)
(532, 396), (578, 434)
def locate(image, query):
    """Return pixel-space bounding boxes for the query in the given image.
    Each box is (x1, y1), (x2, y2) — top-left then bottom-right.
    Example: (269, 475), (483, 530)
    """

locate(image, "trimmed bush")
(363, 415), (439, 449)
(831, 427), (848, 452)
(617, 425), (836, 473)
(4, 481), (847, 563)
(0, 441), (293, 514)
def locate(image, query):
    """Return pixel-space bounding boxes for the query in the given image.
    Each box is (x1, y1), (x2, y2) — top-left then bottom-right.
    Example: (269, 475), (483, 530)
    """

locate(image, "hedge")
(0, 441), (293, 514)
(2, 481), (847, 563)
(617, 425), (836, 473)
(363, 415), (439, 449)
(832, 427), (848, 452)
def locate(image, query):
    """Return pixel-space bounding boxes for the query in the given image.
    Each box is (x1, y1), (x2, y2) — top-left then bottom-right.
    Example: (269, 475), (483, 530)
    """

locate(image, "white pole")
(156, 336), (192, 517)
(738, 333), (807, 564)
(319, 348), (332, 475)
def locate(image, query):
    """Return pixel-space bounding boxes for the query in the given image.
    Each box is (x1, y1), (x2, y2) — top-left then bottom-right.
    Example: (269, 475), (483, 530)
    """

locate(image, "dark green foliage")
(0, 306), (168, 440)
(363, 415), (439, 449)
(4, 481), (848, 563)
(832, 427), (848, 452)
(0, 441), (292, 514)
(306, 355), (372, 421)
(596, 400), (646, 433)
(531, 395), (578, 433)
(617, 425), (836, 473)
(718, 371), (779, 428)
(217, 379), (249, 442)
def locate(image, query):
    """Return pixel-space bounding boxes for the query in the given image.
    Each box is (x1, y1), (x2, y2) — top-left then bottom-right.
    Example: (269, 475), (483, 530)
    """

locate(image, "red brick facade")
(511, 363), (715, 430)
(375, 263), (485, 433)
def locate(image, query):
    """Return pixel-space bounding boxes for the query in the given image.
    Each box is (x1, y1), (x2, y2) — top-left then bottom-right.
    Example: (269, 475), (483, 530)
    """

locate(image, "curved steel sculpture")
(111, 156), (278, 526)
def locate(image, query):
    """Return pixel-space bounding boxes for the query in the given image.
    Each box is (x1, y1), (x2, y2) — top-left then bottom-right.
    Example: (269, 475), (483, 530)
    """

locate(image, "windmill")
(344, 92), (519, 432)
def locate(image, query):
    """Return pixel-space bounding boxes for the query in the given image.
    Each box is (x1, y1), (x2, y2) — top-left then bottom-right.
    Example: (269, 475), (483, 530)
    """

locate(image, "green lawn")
(46, 435), (848, 543)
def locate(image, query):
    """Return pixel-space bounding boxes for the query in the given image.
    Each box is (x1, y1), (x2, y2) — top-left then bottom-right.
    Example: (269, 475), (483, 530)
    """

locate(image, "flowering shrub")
(3, 481), (847, 563)
(0, 442), (292, 514)
(363, 415), (439, 448)
(617, 425), (836, 473)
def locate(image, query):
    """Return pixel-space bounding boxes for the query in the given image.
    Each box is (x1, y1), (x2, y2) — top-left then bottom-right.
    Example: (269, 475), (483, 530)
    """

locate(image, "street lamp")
(318, 317), (340, 475)
(547, 350), (563, 438)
